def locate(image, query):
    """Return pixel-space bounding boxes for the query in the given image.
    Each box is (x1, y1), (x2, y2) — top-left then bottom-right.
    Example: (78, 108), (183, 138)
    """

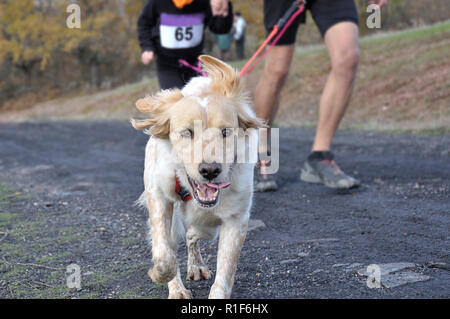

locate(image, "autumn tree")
(60, 0), (125, 87)
(124, 0), (148, 63)
(0, 0), (65, 80)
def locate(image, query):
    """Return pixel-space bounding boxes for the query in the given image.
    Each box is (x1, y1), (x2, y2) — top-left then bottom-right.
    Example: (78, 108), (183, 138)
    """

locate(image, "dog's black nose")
(199, 163), (222, 180)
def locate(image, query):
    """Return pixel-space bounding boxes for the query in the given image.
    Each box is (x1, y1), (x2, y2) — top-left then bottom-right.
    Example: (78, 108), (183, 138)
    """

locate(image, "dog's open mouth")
(188, 176), (231, 208)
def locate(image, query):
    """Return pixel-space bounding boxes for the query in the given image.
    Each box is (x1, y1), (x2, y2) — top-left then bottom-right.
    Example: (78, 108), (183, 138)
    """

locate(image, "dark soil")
(0, 122), (448, 299)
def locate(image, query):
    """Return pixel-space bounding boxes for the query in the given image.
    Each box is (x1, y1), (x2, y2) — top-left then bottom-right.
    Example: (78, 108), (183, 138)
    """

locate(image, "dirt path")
(0, 122), (448, 299)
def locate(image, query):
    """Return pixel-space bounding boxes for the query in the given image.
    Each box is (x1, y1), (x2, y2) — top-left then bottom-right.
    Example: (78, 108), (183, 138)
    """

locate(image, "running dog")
(132, 56), (264, 299)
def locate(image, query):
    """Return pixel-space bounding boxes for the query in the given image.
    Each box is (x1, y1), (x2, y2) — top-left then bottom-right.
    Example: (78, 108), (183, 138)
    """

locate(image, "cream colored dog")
(132, 56), (264, 299)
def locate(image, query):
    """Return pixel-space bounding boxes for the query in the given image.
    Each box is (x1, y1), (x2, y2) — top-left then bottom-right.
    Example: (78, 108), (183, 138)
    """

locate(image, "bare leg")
(168, 267), (192, 299)
(186, 225), (212, 281)
(146, 191), (178, 283)
(254, 44), (295, 132)
(313, 22), (360, 151)
(209, 215), (249, 299)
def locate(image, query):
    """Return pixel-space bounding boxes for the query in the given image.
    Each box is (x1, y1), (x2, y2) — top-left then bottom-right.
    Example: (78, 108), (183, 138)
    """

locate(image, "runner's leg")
(254, 45), (295, 130)
(312, 22), (360, 151)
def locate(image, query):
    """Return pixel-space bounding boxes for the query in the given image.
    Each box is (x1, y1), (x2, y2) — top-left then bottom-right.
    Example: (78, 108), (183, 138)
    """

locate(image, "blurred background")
(0, 0), (449, 131)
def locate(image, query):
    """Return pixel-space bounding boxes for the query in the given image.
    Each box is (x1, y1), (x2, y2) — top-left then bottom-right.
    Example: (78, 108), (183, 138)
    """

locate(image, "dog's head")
(132, 55), (265, 208)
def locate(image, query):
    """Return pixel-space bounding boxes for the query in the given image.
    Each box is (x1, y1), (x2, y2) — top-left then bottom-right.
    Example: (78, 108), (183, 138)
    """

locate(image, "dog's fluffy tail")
(135, 191), (148, 210)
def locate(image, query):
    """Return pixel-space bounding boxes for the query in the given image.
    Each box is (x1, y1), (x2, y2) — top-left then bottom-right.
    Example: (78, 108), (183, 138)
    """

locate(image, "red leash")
(240, 0), (306, 76)
(179, 0), (307, 77)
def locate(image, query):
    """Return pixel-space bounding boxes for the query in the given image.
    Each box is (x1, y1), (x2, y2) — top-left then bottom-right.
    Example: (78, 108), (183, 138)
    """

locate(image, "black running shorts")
(156, 58), (198, 90)
(264, 0), (359, 45)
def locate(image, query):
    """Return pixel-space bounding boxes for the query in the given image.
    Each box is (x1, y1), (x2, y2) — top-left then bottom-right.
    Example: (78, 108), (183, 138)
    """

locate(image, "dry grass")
(271, 21), (450, 132)
(1, 21), (449, 133)
(0, 79), (158, 123)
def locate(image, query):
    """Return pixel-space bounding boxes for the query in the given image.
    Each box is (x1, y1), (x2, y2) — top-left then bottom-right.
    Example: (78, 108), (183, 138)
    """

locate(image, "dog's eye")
(222, 128), (232, 138)
(180, 129), (193, 138)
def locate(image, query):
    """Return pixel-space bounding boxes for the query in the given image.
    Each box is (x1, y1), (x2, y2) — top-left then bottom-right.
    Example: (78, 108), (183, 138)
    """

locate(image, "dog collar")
(174, 170), (193, 202)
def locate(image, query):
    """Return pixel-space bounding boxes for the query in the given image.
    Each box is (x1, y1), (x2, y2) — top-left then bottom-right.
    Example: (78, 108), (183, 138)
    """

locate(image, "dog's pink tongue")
(206, 187), (215, 198)
(197, 183), (215, 199)
(197, 183), (208, 197)
(206, 182), (231, 189)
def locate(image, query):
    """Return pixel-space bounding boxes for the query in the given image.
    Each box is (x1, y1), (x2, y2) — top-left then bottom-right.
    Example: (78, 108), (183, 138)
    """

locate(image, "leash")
(178, 58), (207, 77)
(240, 0), (306, 76)
(178, 0), (307, 77)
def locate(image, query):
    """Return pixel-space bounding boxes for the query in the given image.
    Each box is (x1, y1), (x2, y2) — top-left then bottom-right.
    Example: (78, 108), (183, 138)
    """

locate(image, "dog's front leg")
(146, 191), (177, 283)
(209, 214), (249, 299)
(187, 225), (212, 281)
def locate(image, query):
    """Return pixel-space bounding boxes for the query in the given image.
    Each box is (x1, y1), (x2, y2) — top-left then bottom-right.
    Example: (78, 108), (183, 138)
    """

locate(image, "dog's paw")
(187, 264), (212, 281)
(208, 283), (228, 299)
(168, 287), (192, 299)
(149, 256), (177, 283)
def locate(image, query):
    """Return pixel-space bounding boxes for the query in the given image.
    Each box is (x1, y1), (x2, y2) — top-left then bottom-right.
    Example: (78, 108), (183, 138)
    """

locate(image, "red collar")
(174, 170), (192, 202)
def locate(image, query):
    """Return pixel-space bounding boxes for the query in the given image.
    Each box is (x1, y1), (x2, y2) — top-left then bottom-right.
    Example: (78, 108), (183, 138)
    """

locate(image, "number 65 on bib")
(160, 13), (205, 49)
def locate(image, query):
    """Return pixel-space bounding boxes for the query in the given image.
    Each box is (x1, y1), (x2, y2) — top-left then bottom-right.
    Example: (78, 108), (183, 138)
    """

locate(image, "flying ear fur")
(237, 107), (268, 130)
(131, 89), (183, 138)
(199, 55), (244, 98)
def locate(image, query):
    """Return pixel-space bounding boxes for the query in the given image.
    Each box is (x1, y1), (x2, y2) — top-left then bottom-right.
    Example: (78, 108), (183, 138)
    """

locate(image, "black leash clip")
(277, 0), (306, 30)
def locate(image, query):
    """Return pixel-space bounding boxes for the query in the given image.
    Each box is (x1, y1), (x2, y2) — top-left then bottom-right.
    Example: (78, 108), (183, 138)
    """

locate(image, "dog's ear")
(199, 55), (243, 98)
(131, 89), (183, 138)
(236, 106), (268, 130)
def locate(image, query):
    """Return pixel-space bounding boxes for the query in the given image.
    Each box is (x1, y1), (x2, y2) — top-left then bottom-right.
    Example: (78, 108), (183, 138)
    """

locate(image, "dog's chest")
(182, 203), (222, 229)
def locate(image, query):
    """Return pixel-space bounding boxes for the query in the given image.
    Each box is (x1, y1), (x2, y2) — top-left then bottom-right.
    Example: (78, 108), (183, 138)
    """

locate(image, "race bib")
(160, 13), (204, 49)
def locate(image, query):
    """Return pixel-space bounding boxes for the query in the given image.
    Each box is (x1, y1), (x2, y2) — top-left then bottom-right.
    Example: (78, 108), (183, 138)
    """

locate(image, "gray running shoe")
(300, 152), (360, 189)
(255, 160), (278, 192)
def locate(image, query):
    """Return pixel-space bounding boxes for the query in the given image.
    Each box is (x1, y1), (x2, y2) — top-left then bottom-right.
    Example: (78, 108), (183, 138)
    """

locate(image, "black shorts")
(156, 58), (198, 90)
(264, 0), (359, 45)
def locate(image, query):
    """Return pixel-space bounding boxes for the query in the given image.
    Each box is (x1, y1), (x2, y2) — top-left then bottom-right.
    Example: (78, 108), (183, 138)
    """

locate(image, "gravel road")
(0, 122), (448, 299)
